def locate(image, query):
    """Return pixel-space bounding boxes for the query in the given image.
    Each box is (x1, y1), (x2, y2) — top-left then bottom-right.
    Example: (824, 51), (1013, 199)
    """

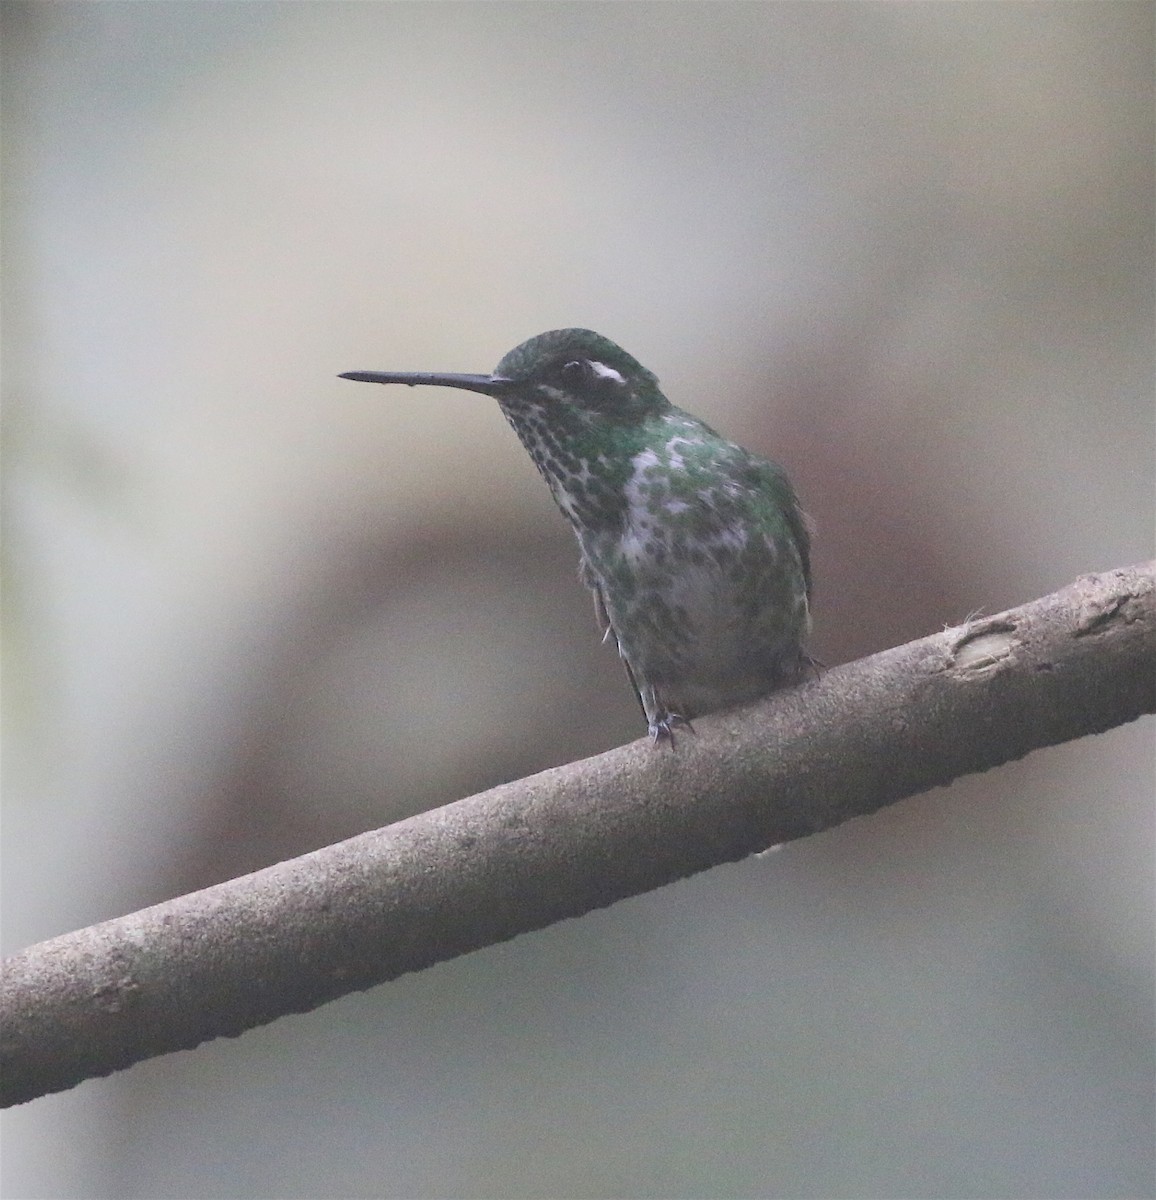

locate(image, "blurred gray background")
(2, 3), (1153, 1197)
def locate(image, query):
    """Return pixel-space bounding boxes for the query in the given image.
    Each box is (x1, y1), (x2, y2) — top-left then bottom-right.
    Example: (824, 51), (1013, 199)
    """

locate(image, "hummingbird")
(341, 328), (812, 743)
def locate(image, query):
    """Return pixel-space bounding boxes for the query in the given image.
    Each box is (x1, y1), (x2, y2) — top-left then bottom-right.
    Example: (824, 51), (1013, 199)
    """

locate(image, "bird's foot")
(648, 712), (694, 747)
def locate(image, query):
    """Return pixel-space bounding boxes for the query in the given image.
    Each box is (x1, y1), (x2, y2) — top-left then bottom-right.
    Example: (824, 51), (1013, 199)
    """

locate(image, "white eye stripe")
(588, 360), (626, 385)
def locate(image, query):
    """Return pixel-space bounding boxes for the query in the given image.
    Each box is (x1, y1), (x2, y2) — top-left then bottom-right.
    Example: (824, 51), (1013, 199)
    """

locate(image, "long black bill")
(338, 370), (512, 397)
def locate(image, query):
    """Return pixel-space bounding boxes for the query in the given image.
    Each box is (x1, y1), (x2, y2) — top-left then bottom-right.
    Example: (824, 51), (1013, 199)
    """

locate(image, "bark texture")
(3, 562), (1153, 1107)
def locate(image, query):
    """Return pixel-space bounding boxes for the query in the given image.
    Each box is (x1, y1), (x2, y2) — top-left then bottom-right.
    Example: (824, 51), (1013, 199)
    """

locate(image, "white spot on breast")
(551, 481), (580, 520)
(619, 527), (649, 565)
(618, 448), (664, 564)
(664, 434), (705, 471)
(626, 447), (660, 496)
(714, 523), (749, 551)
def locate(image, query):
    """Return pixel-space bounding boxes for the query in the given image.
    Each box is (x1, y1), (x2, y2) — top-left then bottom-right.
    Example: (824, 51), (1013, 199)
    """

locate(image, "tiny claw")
(648, 713), (694, 748)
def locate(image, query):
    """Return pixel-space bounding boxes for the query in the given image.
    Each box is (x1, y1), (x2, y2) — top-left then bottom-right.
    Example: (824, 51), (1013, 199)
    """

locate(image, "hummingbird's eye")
(560, 360), (590, 385)
(559, 359), (626, 389)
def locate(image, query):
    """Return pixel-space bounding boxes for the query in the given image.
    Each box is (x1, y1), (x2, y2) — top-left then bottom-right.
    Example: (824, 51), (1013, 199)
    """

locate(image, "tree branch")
(3, 563), (1154, 1107)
